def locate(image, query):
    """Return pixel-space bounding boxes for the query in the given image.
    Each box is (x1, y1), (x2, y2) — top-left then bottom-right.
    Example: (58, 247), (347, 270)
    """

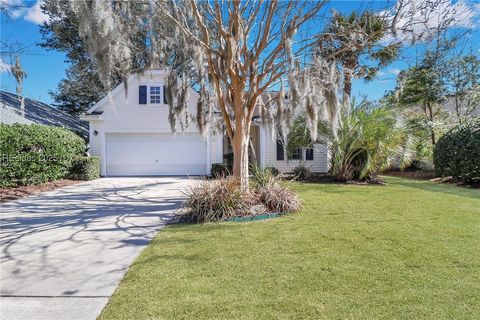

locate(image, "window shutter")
(276, 140), (284, 161)
(163, 85), (168, 104)
(306, 148), (314, 161)
(139, 85), (147, 104)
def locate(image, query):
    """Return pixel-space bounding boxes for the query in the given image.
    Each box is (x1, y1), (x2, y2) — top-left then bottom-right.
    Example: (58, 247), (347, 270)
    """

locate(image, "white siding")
(262, 126), (329, 173)
(87, 71), (222, 175)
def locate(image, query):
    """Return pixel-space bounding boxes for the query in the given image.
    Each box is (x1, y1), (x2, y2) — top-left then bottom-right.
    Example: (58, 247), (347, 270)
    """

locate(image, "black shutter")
(139, 85), (147, 104)
(276, 140), (284, 160)
(306, 148), (314, 161)
(163, 85), (168, 104)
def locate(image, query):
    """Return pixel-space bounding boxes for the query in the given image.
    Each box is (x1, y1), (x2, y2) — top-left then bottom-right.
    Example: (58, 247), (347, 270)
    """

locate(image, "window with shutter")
(276, 140), (284, 160)
(139, 85), (147, 104)
(149, 86), (162, 104)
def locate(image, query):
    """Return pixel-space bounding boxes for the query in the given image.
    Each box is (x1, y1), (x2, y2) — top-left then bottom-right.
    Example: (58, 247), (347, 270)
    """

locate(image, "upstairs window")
(149, 86), (162, 104)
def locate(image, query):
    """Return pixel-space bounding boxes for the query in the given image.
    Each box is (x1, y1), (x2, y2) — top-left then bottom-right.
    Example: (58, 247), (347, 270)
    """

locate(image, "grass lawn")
(99, 176), (479, 320)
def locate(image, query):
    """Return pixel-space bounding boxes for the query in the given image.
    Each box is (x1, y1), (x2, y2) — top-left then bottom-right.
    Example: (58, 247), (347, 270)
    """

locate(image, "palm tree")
(331, 100), (416, 181)
(319, 11), (400, 103)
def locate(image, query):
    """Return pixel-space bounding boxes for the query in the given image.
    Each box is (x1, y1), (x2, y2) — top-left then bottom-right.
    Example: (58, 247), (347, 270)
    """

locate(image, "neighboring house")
(0, 91), (88, 138)
(82, 70), (329, 176)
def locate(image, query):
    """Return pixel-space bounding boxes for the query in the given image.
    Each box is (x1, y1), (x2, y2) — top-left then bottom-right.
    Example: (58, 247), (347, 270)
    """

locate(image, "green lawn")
(99, 176), (480, 320)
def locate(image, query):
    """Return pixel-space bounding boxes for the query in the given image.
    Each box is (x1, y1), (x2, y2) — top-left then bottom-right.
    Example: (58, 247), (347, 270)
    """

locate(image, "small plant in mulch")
(181, 174), (301, 223)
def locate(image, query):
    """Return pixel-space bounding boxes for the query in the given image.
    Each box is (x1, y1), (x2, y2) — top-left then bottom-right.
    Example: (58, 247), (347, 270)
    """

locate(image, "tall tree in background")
(444, 55), (480, 124)
(318, 11), (400, 103)
(40, 0), (150, 116)
(39, 0), (108, 116)
(63, 0), (338, 191)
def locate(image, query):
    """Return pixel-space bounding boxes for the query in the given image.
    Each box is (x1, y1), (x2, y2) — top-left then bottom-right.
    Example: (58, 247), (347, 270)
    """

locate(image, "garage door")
(106, 133), (208, 176)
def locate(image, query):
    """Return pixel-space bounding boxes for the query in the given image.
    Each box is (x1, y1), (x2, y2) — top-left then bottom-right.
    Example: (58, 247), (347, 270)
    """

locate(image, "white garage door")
(106, 132), (208, 176)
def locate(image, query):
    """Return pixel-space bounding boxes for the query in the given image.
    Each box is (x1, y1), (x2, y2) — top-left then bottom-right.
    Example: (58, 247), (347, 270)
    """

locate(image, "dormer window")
(149, 86), (162, 104)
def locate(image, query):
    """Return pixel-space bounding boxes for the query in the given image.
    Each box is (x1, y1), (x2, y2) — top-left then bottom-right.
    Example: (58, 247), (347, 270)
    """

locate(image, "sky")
(1, 0), (479, 106)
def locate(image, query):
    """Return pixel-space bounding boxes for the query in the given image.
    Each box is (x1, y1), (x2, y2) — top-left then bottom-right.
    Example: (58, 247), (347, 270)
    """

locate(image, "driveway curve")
(0, 177), (192, 320)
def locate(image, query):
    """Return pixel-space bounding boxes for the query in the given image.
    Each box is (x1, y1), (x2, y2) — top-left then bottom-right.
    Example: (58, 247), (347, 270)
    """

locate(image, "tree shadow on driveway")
(0, 177), (190, 297)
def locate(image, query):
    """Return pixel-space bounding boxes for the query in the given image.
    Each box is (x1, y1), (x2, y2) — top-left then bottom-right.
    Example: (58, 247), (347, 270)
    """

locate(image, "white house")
(82, 70), (329, 176)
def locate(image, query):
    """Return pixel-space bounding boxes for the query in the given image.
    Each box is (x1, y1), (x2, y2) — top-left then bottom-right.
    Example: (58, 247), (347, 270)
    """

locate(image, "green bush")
(434, 119), (480, 183)
(292, 164), (311, 181)
(69, 157), (101, 181)
(0, 124), (85, 187)
(264, 166), (280, 176)
(211, 163), (230, 178)
(250, 165), (280, 188)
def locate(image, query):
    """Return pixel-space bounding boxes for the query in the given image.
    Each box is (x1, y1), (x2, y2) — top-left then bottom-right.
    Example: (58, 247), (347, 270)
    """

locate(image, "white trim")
(86, 81), (126, 114)
(80, 114), (103, 121)
(259, 125), (266, 169)
(102, 130), (209, 177)
(206, 133), (211, 174)
(101, 132), (107, 176)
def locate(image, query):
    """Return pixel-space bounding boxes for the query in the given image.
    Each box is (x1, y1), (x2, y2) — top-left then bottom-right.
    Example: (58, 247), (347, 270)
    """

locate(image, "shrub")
(69, 157), (101, 180)
(0, 124), (85, 187)
(331, 102), (415, 181)
(250, 165), (280, 188)
(258, 180), (302, 213)
(183, 177), (254, 223)
(292, 164), (311, 181)
(211, 163), (230, 178)
(434, 119), (480, 183)
(264, 166), (280, 176)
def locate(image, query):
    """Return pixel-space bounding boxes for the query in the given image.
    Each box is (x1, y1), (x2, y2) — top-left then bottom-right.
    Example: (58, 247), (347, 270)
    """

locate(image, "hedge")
(69, 156), (101, 181)
(433, 118), (480, 183)
(0, 124), (86, 187)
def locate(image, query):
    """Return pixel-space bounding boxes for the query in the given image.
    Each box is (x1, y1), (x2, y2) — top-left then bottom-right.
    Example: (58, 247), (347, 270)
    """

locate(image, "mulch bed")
(383, 170), (437, 180)
(0, 179), (82, 203)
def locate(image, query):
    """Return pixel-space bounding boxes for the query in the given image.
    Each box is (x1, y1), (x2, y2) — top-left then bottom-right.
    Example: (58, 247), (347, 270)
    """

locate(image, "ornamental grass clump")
(258, 180), (302, 214)
(182, 177), (253, 223)
(183, 174), (301, 223)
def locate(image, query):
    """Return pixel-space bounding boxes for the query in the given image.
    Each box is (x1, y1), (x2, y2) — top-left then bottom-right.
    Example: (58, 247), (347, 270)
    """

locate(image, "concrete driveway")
(0, 177), (193, 320)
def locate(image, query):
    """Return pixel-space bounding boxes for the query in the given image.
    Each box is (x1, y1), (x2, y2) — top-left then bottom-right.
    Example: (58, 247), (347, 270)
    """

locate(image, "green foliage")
(98, 177), (480, 320)
(264, 166), (280, 177)
(331, 101), (416, 181)
(250, 165), (280, 188)
(319, 11), (400, 97)
(69, 156), (101, 181)
(434, 119), (480, 183)
(211, 163), (230, 178)
(286, 116), (330, 155)
(0, 124), (85, 187)
(292, 164), (311, 181)
(444, 55), (480, 123)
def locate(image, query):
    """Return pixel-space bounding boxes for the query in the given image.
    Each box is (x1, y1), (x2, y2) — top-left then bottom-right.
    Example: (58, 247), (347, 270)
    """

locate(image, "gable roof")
(0, 91), (89, 138)
(85, 69), (200, 115)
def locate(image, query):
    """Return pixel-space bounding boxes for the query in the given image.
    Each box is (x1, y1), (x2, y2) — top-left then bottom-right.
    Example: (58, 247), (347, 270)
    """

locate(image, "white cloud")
(389, 68), (401, 76)
(381, 0), (480, 44)
(24, 1), (47, 24)
(0, 58), (11, 73)
(2, 0), (47, 25)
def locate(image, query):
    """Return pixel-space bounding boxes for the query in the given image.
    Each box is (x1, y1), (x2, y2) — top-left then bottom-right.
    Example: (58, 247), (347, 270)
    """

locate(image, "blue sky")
(1, 0), (479, 105)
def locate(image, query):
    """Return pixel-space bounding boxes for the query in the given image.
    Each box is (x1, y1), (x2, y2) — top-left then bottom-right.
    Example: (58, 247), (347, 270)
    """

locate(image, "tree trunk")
(426, 102), (436, 146)
(231, 128), (250, 192)
(343, 70), (352, 104)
